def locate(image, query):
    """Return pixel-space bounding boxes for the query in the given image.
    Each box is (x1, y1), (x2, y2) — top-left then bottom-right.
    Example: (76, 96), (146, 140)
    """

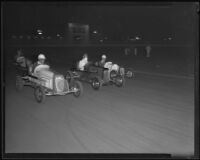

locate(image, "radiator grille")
(55, 76), (65, 92)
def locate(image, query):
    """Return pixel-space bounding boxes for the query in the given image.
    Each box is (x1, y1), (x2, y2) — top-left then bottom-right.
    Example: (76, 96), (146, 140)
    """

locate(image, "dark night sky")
(3, 2), (197, 42)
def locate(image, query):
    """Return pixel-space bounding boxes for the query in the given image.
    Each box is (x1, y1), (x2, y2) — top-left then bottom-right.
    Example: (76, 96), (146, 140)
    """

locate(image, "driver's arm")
(84, 61), (91, 70)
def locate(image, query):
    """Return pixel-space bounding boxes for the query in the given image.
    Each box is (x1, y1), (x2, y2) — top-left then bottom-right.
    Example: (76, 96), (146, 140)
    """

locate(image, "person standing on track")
(146, 44), (151, 58)
(134, 47), (137, 56)
(15, 49), (33, 75)
(125, 47), (131, 56)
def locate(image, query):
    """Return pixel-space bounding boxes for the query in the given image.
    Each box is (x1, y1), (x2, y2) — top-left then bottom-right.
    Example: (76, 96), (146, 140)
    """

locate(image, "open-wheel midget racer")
(103, 62), (134, 79)
(68, 62), (125, 90)
(15, 64), (83, 103)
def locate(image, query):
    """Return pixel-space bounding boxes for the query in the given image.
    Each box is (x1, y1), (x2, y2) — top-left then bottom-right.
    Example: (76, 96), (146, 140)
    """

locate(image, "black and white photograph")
(2, 1), (199, 159)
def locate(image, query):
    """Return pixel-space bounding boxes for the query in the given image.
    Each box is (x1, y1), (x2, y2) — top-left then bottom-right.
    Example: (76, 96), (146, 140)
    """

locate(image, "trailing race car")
(69, 62), (125, 90)
(15, 64), (83, 103)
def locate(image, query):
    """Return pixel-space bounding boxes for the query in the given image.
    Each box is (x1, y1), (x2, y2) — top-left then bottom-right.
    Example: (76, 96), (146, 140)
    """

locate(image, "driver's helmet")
(83, 53), (88, 59)
(111, 64), (119, 71)
(102, 54), (106, 59)
(104, 62), (113, 70)
(38, 54), (46, 60)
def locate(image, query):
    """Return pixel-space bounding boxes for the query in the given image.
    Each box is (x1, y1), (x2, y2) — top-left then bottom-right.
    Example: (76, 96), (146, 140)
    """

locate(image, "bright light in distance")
(37, 29), (43, 35)
(11, 35), (17, 39)
(93, 30), (98, 34)
(135, 36), (141, 40)
(163, 36), (172, 40)
(168, 37), (172, 40)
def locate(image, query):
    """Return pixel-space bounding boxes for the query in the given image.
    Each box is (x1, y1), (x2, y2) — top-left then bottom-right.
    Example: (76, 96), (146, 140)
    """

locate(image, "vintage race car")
(15, 64), (83, 103)
(69, 62), (125, 90)
(103, 62), (134, 79)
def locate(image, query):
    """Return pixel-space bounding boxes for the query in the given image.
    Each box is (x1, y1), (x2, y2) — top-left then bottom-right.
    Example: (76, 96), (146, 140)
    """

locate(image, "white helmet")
(38, 54), (46, 60)
(102, 54), (106, 59)
(83, 53), (88, 59)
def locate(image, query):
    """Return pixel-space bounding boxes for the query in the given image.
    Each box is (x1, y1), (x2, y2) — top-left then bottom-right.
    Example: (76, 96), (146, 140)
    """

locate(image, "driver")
(15, 49), (26, 68)
(15, 49), (34, 75)
(32, 54), (48, 73)
(78, 53), (88, 71)
(37, 54), (46, 65)
(99, 54), (107, 67)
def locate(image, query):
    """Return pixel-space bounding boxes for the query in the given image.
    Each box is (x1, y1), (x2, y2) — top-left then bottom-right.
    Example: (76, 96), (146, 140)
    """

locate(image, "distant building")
(66, 23), (89, 44)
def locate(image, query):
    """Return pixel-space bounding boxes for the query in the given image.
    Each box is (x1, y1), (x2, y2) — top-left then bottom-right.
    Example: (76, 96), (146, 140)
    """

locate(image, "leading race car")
(15, 63), (83, 103)
(103, 61), (134, 79)
(68, 62), (125, 90)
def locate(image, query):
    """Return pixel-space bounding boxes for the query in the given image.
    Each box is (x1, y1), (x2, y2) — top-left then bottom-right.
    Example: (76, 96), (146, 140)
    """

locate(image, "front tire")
(34, 86), (46, 103)
(73, 81), (83, 97)
(16, 76), (24, 91)
(91, 76), (102, 90)
(115, 75), (125, 87)
(110, 70), (118, 79)
(126, 70), (134, 78)
(65, 71), (74, 86)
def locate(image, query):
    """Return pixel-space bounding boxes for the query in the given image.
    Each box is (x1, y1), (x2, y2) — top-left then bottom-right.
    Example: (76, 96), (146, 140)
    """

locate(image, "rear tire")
(66, 71), (74, 86)
(115, 75), (125, 87)
(91, 76), (102, 90)
(34, 86), (46, 103)
(16, 76), (24, 91)
(73, 81), (83, 97)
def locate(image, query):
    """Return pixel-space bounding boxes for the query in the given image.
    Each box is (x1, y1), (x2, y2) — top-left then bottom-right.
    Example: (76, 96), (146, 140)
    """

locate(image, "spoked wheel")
(91, 76), (102, 90)
(73, 81), (83, 97)
(110, 70), (118, 79)
(15, 76), (24, 91)
(126, 70), (134, 78)
(34, 86), (46, 103)
(65, 71), (74, 86)
(115, 75), (125, 87)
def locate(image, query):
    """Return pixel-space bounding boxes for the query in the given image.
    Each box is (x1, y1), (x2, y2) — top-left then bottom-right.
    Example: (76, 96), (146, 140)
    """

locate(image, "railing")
(6, 39), (194, 48)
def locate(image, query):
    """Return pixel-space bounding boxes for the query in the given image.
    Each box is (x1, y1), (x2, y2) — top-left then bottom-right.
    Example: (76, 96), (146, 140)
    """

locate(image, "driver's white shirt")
(104, 62), (119, 71)
(37, 61), (43, 65)
(104, 62), (113, 70)
(33, 62), (49, 74)
(78, 58), (88, 71)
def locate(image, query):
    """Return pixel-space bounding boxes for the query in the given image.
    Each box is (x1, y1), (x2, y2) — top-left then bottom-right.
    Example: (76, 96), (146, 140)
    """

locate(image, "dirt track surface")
(5, 65), (194, 155)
